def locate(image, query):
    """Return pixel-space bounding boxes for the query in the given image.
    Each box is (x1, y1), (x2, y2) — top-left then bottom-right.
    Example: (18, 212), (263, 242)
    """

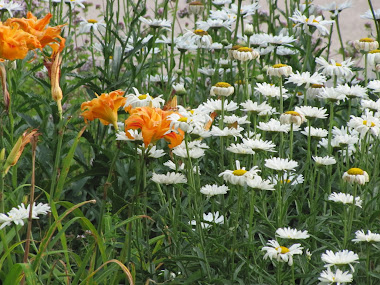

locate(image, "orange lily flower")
(81, 90), (126, 130)
(124, 107), (184, 148)
(6, 12), (66, 54)
(0, 22), (41, 60)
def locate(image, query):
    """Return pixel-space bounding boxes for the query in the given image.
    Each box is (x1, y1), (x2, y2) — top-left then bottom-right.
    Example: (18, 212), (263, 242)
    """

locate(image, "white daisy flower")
(226, 143), (255, 154)
(124, 88), (165, 109)
(306, 84), (325, 99)
(361, 98), (380, 112)
(289, 10), (334, 36)
(312, 156), (337, 166)
(64, 0), (85, 9)
(212, 0), (232, 5)
(79, 19), (106, 34)
(262, 240), (303, 266)
(318, 268), (353, 284)
(210, 82), (235, 97)
(328, 192), (362, 208)
(138, 17), (172, 29)
(0, 202), (51, 229)
(0, 0), (23, 16)
(172, 144), (205, 159)
(301, 127), (328, 138)
(336, 84), (367, 99)
(200, 184), (229, 197)
(353, 37), (379, 52)
(347, 113), (380, 137)
(265, 157), (298, 171)
(163, 160), (199, 174)
(137, 145), (165, 158)
(255, 83), (289, 99)
(219, 160), (260, 186)
(151, 172), (187, 185)
(315, 57), (354, 78)
(276, 227), (310, 239)
(232, 47), (260, 61)
(267, 63), (293, 77)
(361, 9), (380, 20)
(202, 99), (239, 112)
(320, 0), (353, 15)
(247, 175), (276, 191)
(242, 138), (276, 152)
(286, 71), (326, 88)
(280, 111), (306, 126)
(318, 87), (346, 103)
(182, 29), (213, 49)
(352, 230), (380, 243)
(368, 49), (380, 66)
(240, 100), (276, 116)
(342, 168), (369, 185)
(321, 250), (359, 272)
(209, 126), (244, 139)
(257, 119), (292, 133)
(189, 212), (224, 229)
(272, 172), (304, 185)
(367, 80), (380, 92)
(223, 115), (250, 125)
(209, 9), (237, 21)
(295, 106), (328, 119)
(196, 19), (233, 31)
(227, 3), (259, 17)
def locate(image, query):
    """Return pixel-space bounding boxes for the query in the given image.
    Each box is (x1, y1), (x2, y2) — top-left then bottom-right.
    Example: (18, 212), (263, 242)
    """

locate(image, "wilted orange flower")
(5, 12), (66, 54)
(0, 22), (41, 60)
(3, 129), (40, 175)
(124, 107), (184, 148)
(81, 90), (126, 130)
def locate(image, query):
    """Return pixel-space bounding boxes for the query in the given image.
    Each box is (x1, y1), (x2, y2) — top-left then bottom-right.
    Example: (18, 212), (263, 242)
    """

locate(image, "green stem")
(335, 15), (345, 60)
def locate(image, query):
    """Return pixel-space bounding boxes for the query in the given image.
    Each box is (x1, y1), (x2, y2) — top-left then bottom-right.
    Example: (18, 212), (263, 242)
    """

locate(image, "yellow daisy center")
(280, 179), (292, 184)
(87, 19), (98, 24)
(311, 84), (324, 88)
(138, 94), (149, 100)
(360, 37), (374, 42)
(285, 111), (301, 116)
(347, 168), (365, 175)
(363, 120), (375, 127)
(272, 63), (287, 68)
(276, 246), (290, 254)
(232, 169), (248, 176)
(306, 18), (319, 23)
(335, 62), (342, 66)
(194, 29), (208, 36)
(231, 45), (243, 50)
(178, 117), (188, 122)
(297, 91), (303, 96)
(109, 56), (113, 59)
(369, 49), (380, 54)
(215, 82), (232, 88)
(189, 109), (195, 114)
(189, 1), (203, 5)
(237, 47), (253, 52)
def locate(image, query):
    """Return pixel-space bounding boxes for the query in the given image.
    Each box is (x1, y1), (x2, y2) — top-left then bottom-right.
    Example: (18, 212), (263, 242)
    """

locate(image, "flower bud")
(244, 23), (254, 37)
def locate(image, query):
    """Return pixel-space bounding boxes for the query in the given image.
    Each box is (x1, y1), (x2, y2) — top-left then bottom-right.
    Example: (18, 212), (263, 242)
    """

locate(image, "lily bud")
(3, 129), (40, 175)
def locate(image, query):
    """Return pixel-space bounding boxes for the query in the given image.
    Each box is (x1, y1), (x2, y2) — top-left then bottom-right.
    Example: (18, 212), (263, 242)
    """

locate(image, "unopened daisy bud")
(256, 74), (265, 82)
(267, 63), (293, 77)
(244, 23), (254, 37)
(189, 1), (204, 14)
(233, 47), (260, 61)
(280, 111), (306, 126)
(353, 38), (379, 52)
(176, 69), (183, 76)
(210, 82), (234, 97)
(173, 83), (187, 96)
(221, 39), (230, 46)
(342, 167), (369, 185)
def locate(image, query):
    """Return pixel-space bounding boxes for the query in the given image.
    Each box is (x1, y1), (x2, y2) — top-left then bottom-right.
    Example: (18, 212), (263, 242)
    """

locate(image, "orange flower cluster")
(0, 12), (65, 61)
(81, 90), (126, 130)
(124, 107), (184, 148)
